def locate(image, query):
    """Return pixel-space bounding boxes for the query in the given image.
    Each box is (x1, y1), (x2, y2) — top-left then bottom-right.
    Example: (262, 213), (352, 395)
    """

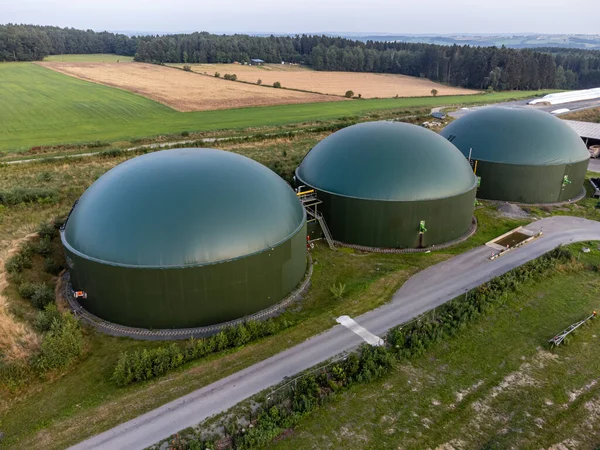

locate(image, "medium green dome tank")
(62, 148), (307, 329)
(296, 121), (477, 248)
(441, 107), (589, 203)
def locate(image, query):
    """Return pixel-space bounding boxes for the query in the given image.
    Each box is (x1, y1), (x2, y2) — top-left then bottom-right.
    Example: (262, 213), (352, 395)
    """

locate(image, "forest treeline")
(2, 24), (600, 91)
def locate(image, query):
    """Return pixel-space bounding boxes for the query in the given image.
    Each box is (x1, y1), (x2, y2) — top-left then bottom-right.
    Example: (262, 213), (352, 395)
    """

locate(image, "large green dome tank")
(62, 148), (307, 329)
(296, 121), (477, 248)
(441, 107), (589, 203)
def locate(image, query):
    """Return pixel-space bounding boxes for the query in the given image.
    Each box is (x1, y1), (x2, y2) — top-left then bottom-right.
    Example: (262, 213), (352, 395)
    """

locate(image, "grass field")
(43, 54), (134, 62)
(169, 63), (478, 98)
(270, 248), (600, 449)
(39, 62), (340, 111)
(0, 63), (557, 153)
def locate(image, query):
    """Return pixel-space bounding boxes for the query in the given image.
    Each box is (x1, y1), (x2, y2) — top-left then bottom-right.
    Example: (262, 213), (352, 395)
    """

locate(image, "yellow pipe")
(296, 190), (315, 196)
(473, 160), (478, 175)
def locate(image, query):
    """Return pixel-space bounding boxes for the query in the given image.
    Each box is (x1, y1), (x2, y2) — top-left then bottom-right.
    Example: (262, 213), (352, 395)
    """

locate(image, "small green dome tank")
(440, 106), (589, 165)
(440, 107), (589, 203)
(62, 148), (307, 329)
(296, 121), (477, 249)
(297, 121), (476, 201)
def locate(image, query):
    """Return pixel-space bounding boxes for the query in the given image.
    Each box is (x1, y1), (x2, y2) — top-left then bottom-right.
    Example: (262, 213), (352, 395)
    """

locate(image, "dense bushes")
(112, 318), (294, 386)
(18, 282), (55, 308)
(223, 73), (237, 81)
(34, 313), (84, 371)
(173, 247), (573, 449)
(0, 187), (58, 206)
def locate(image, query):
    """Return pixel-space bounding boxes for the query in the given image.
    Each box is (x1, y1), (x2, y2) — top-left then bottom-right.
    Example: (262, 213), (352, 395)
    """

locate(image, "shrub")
(431, 88), (438, 97)
(181, 131), (190, 137)
(345, 90), (354, 98)
(273, 81), (282, 88)
(38, 222), (58, 239)
(5, 252), (32, 274)
(330, 282), (346, 299)
(33, 238), (52, 256)
(34, 314), (83, 372)
(183, 64), (192, 71)
(214, 72), (221, 77)
(34, 303), (62, 332)
(224, 73), (238, 81)
(36, 171), (53, 182)
(257, 79), (262, 85)
(44, 257), (61, 275)
(19, 282), (54, 308)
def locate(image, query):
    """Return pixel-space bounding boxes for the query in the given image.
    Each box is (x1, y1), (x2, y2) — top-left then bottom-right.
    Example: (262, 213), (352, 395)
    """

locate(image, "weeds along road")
(70, 216), (600, 450)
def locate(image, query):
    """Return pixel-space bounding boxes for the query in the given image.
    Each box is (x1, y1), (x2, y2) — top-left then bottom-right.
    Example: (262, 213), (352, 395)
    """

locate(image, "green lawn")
(43, 54), (134, 62)
(271, 245), (600, 449)
(0, 63), (557, 153)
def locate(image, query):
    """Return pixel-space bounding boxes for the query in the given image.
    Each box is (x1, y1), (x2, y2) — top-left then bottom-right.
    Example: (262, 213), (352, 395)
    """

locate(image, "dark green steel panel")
(63, 222), (307, 329)
(298, 184), (476, 248)
(296, 121), (477, 202)
(473, 158), (588, 203)
(441, 107), (590, 166)
(64, 148), (304, 267)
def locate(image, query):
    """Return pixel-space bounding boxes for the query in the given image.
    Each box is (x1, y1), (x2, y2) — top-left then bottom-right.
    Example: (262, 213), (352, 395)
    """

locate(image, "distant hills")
(336, 34), (600, 50)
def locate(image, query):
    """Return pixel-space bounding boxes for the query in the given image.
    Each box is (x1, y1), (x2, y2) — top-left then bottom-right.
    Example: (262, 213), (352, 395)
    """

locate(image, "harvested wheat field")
(173, 63), (479, 98)
(37, 62), (343, 112)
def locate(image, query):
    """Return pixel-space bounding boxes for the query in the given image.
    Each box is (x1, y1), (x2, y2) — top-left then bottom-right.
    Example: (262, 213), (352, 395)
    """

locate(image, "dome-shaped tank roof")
(296, 121), (477, 201)
(440, 106), (590, 165)
(63, 148), (305, 267)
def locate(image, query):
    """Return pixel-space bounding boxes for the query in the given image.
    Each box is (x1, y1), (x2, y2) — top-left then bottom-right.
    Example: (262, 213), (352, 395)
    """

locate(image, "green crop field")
(43, 53), (134, 62)
(0, 63), (557, 153)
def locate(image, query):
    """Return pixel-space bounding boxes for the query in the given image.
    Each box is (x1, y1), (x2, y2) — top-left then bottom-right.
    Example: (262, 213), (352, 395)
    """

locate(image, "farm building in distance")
(441, 107), (590, 204)
(61, 148), (307, 329)
(295, 121), (477, 249)
(249, 58), (264, 65)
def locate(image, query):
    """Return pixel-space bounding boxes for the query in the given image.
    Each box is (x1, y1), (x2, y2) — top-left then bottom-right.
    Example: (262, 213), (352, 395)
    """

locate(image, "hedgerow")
(166, 247), (574, 450)
(112, 318), (294, 386)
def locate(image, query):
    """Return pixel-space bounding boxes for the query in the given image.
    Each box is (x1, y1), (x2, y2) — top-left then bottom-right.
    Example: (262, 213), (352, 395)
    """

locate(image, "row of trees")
(2, 24), (600, 90)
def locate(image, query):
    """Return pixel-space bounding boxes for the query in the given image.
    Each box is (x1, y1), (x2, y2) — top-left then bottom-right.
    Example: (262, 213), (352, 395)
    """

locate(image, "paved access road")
(71, 216), (600, 450)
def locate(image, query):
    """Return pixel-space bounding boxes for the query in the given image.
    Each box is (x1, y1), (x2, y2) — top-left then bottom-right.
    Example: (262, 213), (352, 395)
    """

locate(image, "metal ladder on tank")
(297, 188), (336, 250)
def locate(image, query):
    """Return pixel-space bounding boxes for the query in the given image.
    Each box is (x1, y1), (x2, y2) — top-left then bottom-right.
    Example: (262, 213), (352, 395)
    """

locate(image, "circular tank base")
(332, 217), (477, 254)
(59, 256), (313, 341)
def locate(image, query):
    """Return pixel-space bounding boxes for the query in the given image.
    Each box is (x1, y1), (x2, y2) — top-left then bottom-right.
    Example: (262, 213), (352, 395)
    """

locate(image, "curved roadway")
(71, 216), (600, 450)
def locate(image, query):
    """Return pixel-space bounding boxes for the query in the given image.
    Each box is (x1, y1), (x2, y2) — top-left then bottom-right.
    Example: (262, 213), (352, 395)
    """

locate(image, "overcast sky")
(2, 0), (598, 35)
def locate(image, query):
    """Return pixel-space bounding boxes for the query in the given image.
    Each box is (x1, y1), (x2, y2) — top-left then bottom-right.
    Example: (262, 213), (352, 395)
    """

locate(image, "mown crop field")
(39, 62), (340, 111)
(169, 63), (478, 98)
(0, 63), (557, 153)
(43, 53), (134, 63)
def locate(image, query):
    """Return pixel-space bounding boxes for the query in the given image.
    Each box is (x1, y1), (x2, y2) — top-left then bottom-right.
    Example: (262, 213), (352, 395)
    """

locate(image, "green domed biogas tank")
(61, 148), (307, 329)
(441, 107), (589, 203)
(296, 121), (477, 248)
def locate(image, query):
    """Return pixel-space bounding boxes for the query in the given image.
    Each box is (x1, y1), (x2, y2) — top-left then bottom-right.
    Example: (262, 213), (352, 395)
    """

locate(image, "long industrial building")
(441, 107), (590, 204)
(295, 121), (477, 249)
(61, 148), (307, 329)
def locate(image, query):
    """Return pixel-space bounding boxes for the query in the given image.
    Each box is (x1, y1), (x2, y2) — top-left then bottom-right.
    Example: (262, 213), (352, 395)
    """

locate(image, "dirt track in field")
(175, 63), (479, 98)
(37, 62), (343, 112)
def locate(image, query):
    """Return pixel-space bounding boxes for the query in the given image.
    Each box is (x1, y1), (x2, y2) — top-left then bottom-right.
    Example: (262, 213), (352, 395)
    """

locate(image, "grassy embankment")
(270, 241), (600, 449)
(0, 134), (528, 449)
(0, 63), (557, 153)
(563, 107), (600, 123)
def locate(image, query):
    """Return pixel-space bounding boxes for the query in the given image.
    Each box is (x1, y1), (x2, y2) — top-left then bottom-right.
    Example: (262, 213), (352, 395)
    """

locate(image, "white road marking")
(336, 315), (384, 346)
